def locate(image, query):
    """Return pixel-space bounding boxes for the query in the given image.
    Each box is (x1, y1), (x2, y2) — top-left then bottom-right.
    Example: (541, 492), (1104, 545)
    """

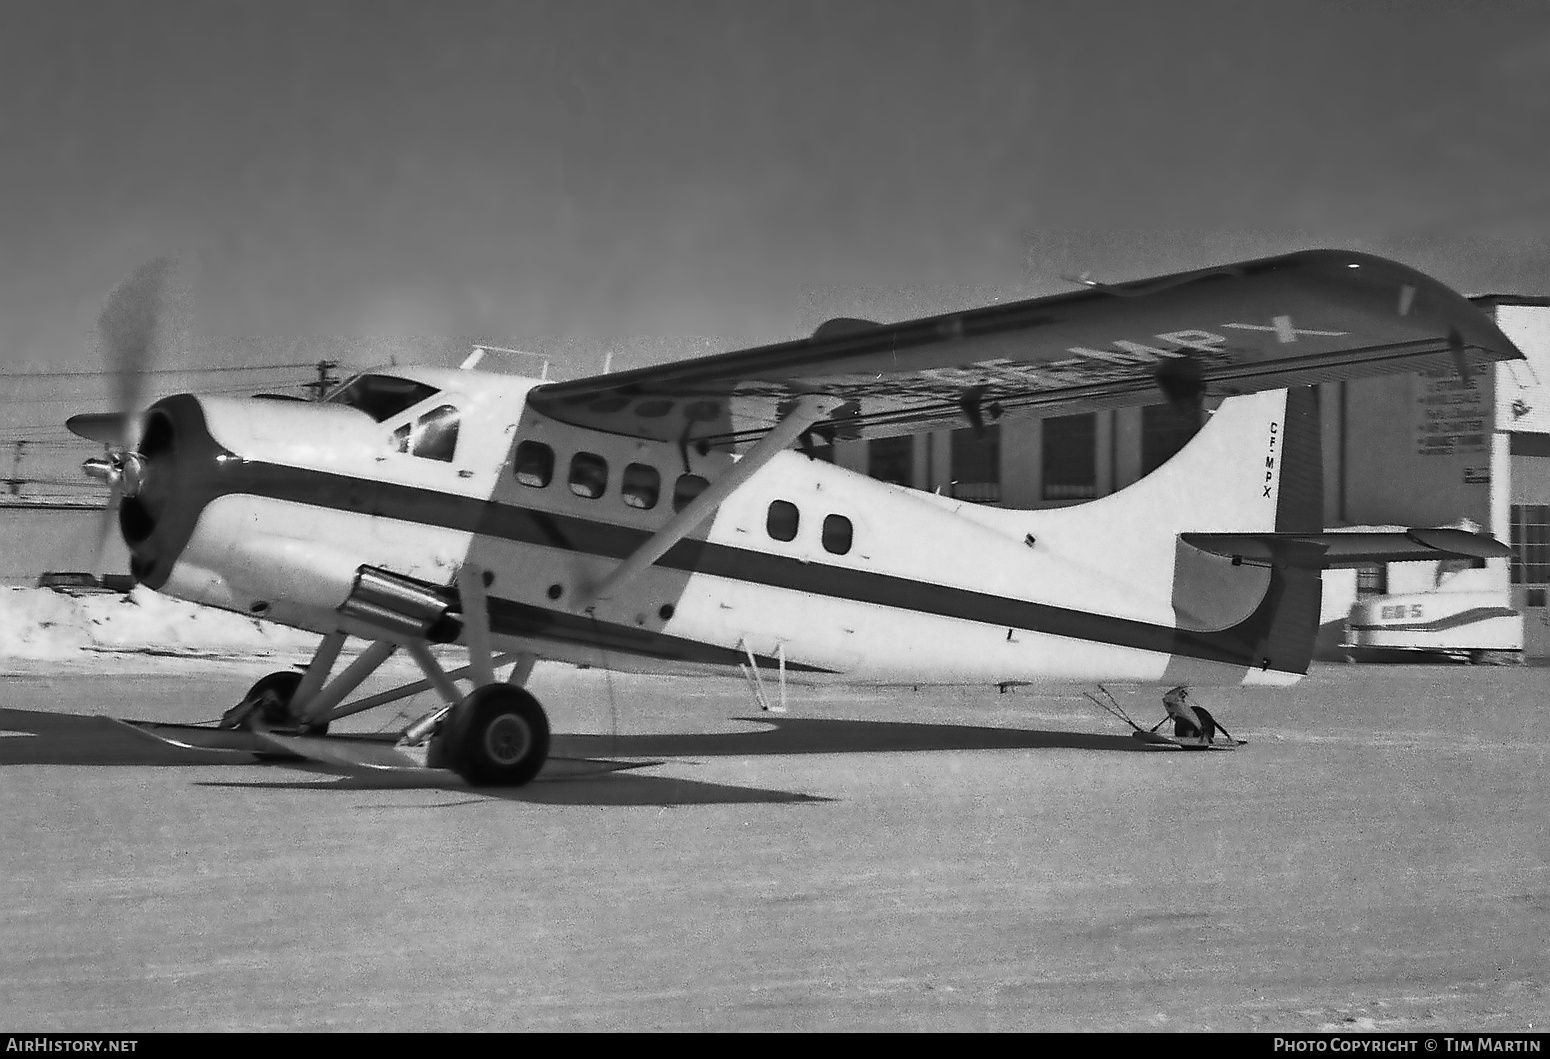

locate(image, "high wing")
(526, 249), (1523, 449)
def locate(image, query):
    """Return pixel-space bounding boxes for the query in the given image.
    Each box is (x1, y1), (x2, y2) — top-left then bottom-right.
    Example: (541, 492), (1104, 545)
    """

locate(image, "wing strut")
(577, 394), (844, 611)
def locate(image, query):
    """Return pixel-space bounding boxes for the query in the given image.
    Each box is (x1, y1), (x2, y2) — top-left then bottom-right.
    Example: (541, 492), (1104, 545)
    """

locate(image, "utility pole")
(7, 440), (25, 495)
(301, 360), (341, 401)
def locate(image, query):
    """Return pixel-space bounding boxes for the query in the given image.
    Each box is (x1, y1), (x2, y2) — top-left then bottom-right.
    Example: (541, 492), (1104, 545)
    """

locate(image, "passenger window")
(673, 474), (709, 512)
(767, 500), (800, 542)
(569, 452), (609, 499)
(622, 463), (660, 510)
(411, 405), (459, 462)
(391, 422), (411, 453)
(514, 441), (554, 488)
(822, 514), (853, 555)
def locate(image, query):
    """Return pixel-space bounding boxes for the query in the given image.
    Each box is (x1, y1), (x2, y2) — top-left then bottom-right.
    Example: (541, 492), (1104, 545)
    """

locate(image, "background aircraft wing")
(525, 249), (1523, 450)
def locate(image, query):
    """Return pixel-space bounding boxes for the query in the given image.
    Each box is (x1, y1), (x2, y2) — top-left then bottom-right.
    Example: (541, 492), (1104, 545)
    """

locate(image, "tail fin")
(1037, 386), (1324, 680)
(1168, 387), (1324, 678)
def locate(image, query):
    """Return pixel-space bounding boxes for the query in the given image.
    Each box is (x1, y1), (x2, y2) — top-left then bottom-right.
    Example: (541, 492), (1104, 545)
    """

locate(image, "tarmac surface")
(0, 656), (1544, 1032)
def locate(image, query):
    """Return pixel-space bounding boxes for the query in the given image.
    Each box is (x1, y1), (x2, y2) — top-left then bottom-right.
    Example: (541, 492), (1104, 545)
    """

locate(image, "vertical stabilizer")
(1035, 387), (1325, 679)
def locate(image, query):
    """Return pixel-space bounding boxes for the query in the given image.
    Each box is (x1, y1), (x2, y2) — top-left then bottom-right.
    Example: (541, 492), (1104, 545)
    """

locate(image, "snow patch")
(0, 586), (323, 661)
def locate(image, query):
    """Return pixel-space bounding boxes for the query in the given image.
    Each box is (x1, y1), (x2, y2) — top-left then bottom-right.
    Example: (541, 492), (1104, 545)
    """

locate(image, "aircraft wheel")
(442, 684), (550, 787)
(228, 670), (329, 734)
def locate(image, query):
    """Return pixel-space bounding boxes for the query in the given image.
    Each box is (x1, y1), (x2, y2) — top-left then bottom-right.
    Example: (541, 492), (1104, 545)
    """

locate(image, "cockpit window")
(327, 374), (439, 422)
(390, 405), (460, 462)
(410, 405), (460, 462)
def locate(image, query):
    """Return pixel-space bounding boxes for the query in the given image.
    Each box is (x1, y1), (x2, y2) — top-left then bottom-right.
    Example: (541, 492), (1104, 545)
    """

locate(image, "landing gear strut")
(220, 563), (552, 786)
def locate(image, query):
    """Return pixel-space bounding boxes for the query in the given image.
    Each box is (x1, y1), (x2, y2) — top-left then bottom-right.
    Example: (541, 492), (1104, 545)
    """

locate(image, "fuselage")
(127, 366), (1308, 689)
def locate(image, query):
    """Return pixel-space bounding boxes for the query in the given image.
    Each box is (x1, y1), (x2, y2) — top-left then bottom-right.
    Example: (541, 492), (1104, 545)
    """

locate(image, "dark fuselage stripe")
(229, 462), (1287, 669)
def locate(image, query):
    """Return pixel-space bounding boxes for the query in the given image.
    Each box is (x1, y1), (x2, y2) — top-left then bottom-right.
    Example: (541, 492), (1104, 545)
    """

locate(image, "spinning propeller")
(66, 257), (175, 581)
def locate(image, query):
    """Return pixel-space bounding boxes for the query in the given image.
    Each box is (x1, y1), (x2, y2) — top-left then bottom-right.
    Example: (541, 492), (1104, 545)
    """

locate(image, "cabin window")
(327, 373), (438, 421)
(822, 514), (853, 555)
(410, 405), (460, 462)
(569, 452), (609, 499)
(673, 474), (709, 512)
(391, 422), (411, 453)
(514, 441), (554, 488)
(622, 463), (660, 510)
(767, 500), (800, 542)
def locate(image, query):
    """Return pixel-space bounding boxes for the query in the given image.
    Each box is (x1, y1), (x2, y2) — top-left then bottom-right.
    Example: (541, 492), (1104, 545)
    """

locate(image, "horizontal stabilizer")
(1180, 528), (1513, 569)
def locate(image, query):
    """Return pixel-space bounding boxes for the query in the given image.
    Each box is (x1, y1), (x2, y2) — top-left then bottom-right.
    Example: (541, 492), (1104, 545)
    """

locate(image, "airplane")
(63, 249), (1520, 783)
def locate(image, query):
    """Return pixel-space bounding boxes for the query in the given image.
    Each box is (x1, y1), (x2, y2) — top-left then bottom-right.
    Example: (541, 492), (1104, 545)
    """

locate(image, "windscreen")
(326, 374), (439, 422)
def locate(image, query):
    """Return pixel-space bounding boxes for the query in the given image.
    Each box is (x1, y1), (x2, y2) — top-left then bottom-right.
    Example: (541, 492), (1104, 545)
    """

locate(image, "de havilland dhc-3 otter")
(63, 250), (1519, 783)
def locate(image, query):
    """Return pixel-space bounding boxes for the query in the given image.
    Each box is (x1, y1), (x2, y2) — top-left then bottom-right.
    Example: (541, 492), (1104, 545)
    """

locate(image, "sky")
(3, 0), (1550, 454)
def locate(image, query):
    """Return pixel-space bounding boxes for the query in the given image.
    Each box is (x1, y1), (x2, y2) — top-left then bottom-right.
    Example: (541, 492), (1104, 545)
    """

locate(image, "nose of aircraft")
(103, 394), (228, 589)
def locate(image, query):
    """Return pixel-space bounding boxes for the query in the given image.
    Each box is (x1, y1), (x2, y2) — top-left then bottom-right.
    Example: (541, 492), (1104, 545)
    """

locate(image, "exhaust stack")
(339, 567), (463, 643)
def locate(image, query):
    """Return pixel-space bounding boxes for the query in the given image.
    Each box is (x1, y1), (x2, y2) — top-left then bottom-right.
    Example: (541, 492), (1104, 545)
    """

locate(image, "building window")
(514, 441), (554, 488)
(1141, 403), (1202, 476)
(621, 463), (660, 510)
(1510, 504), (1550, 585)
(767, 500), (800, 542)
(1042, 414), (1095, 501)
(951, 424), (1000, 503)
(673, 474), (708, 512)
(822, 514), (853, 555)
(1355, 565), (1388, 598)
(569, 452), (609, 499)
(868, 435), (913, 486)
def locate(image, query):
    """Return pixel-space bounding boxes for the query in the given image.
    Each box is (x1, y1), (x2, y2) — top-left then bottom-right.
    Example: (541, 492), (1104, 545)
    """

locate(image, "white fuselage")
(154, 367), (1303, 689)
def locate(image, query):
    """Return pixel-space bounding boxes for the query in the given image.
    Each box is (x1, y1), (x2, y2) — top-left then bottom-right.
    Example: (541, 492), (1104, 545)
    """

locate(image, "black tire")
(441, 684), (550, 787)
(236, 670), (328, 734)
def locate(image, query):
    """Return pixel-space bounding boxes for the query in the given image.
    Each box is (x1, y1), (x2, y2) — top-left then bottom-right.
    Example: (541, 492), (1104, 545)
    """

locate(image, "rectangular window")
(1041, 414), (1095, 501)
(1355, 565), (1387, 598)
(568, 452), (608, 499)
(1141, 403), (1202, 477)
(767, 500), (800, 542)
(951, 424), (1000, 504)
(1511, 504), (1550, 585)
(514, 441), (554, 488)
(868, 435), (913, 486)
(621, 463), (660, 510)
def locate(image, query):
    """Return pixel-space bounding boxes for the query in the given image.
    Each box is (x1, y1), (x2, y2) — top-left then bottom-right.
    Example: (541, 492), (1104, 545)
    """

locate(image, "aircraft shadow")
(194, 760), (829, 807)
(0, 707), (1147, 769)
(551, 716), (1145, 758)
(0, 707), (1152, 806)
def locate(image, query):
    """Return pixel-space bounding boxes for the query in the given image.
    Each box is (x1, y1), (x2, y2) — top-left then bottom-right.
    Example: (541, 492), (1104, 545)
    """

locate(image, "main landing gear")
(218, 563), (550, 787)
(426, 683), (550, 786)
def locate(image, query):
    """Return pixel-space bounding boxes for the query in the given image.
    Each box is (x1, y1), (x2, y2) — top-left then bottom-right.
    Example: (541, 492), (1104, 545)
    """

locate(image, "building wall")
(1332, 371), (1493, 530)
